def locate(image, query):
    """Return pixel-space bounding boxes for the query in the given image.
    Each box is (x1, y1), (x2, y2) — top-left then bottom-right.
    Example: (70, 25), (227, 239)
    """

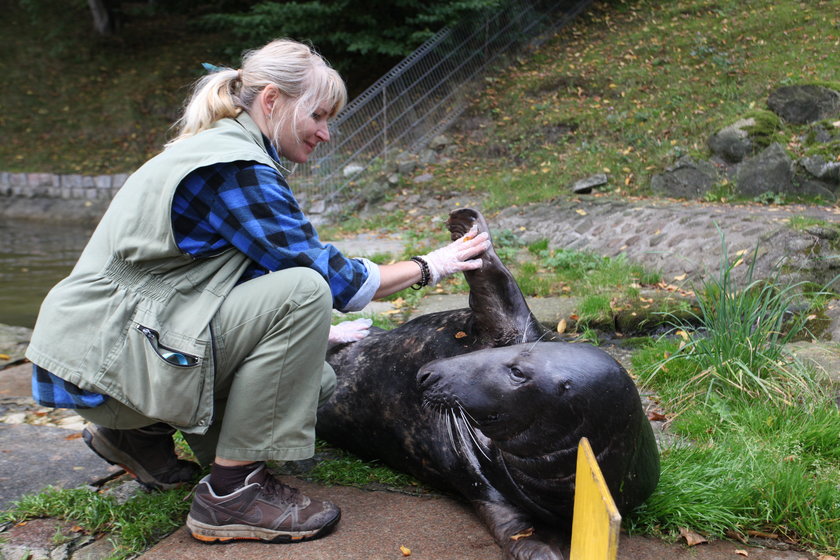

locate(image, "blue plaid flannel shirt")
(33, 136), (374, 408)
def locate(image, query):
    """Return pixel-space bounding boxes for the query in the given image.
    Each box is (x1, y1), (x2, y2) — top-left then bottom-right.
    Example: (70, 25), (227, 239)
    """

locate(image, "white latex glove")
(422, 225), (491, 285)
(328, 318), (373, 344)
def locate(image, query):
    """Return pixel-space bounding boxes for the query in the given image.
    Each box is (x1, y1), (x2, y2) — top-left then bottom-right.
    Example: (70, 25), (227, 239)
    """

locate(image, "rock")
(650, 156), (718, 199)
(767, 84), (840, 125)
(0, 324), (32, 368)
(571, 173), (609, 194)
(419, 148), (438, 165)
(785, 341), (840, 393)
(800, 155), (840, 185)
(342, 163), (366, 178)
(708, 118), (756, 163)
(735, 143), (793, 197)
(429, 135), (450, 151)
(397, 159), (418, 175)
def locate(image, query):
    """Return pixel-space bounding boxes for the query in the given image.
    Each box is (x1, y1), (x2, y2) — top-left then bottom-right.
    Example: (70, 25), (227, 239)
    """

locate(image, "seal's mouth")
(477, 413), (502, 427)
(424, 399), (493, 459)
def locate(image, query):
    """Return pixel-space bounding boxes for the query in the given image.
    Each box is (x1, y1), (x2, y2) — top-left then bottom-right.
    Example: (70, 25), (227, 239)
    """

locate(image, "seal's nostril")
(417, 370), (431, 387)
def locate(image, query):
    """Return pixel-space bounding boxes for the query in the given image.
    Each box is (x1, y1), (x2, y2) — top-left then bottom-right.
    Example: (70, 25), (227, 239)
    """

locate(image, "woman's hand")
(328, 318), (373, 344)
(423, 225), (491, 285)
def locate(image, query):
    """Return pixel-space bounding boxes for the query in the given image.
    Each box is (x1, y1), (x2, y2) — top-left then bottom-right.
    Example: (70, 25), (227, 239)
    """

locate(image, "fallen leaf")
(0, 354), (10, 360)
(510, 528), (535, 541)
(65, 433), (83, 440)
(726, 530), (748, 543)
(679, 527), (707, 546)
(735, 550), (748, 557)
(747, 530), (779, 539)
(817, 555), (838, 560)
(454, 331), (467, 339)
(647, 411), (667, 422)
(400, 545), (412, 556)
(673, 273), (687, 281)
(575, 209), (587, 216)
(676, 330), (689, 341)
(556, 319), (567, 334)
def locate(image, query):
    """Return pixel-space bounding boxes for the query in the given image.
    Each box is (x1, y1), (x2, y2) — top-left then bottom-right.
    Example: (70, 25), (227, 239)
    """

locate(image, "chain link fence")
(292, 0), (595, 210)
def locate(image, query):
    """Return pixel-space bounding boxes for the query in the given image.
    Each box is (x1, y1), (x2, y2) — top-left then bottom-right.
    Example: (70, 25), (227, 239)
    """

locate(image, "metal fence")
(293, 0), (596, 207)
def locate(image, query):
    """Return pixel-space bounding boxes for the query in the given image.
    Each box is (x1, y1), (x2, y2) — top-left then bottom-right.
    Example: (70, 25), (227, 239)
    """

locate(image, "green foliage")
(1, 485), (193, 559)
(645, 236), (820, 406)
(629, 266), (839, 555)
(787, 215), (837, 232)
(307, 444), (419, 490)
(198, 0), (502, 77)
(444, 0), (839, 204)
(577, 294), (612, 324)
(741, 109), (783, 149)
(627, 396), (840, 553)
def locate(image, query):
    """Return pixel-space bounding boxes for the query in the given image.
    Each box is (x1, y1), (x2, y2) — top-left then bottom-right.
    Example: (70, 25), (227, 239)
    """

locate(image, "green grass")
(628, 238), (839, 554)
(305, 444), (421, 491)
(1, 485), (194, 559)
(437, 0), (840, 206)
(647, 236), (823, 405)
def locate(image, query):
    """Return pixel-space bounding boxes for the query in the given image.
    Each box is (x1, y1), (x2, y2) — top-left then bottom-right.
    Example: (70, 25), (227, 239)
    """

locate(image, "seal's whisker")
(526, 327), (551, 352)
(458, 407), (490, 461)
(444, 409), (459, 453)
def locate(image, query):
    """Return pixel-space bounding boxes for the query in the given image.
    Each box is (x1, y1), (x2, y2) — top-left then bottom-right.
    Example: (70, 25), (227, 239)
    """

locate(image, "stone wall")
(0, 171), (127, 201)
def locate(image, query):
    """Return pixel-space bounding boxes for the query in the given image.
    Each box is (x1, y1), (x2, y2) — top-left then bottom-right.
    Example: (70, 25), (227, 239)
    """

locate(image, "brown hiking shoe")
(186, 463), (341, 544)
(82, 423), (201, 491)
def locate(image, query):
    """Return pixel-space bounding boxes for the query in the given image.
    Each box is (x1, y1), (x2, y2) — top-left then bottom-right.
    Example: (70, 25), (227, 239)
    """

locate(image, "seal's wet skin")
(318, 208), (659, 560)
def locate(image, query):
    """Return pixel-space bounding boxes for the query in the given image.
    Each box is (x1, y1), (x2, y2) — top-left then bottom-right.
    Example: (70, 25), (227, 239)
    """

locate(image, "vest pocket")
(137, 325), (200, 367)
(98, 320), (212, 431)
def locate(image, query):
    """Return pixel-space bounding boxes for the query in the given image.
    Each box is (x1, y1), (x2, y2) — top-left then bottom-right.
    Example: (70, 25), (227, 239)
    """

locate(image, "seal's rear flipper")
(446, 209), (550, 346)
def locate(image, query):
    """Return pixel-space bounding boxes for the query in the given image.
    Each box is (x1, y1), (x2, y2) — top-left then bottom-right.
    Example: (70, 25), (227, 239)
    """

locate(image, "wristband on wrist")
(410, 256), (430, 290)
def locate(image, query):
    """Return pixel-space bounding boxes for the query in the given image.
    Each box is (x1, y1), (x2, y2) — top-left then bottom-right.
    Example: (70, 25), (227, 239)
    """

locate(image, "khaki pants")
(78, 267), (336, 466)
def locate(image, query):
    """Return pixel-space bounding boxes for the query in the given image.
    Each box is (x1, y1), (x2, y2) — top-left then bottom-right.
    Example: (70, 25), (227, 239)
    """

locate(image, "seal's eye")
(509, 366), (528, 384)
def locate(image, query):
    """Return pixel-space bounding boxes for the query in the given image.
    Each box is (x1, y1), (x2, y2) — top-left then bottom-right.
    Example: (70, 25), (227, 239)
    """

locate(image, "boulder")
(708, 118), (756, 163)
(767, 84), (840, 125)
(650, 156), (718, 199)
(571, 173), (609, 194)
(735, 143), (793, 197)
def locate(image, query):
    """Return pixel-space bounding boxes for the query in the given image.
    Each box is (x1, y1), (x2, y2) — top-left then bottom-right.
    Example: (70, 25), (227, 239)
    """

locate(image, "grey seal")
(317, 208), (659, 560)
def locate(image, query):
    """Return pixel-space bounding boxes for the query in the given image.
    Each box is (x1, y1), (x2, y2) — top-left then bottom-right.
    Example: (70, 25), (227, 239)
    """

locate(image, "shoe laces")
(261, 472), (307, 506)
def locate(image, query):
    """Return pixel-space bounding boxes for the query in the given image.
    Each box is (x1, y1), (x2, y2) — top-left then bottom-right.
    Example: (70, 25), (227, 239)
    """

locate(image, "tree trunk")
(87, 0), (120, 35)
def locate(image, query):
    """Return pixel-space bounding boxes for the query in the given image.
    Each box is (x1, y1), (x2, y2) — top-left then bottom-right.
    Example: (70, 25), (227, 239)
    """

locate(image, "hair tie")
(237, 69), (243, 82)
(201, 62), (223, 73)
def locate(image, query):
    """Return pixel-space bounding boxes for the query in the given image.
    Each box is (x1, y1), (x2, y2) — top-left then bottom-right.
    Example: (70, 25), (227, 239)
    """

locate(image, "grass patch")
(305, 444), (421, 491)
(1, 485), (193, 559)
(628, 238), (839, 554)
(647, 237), (821, 405)
(440, 0), (839, 206)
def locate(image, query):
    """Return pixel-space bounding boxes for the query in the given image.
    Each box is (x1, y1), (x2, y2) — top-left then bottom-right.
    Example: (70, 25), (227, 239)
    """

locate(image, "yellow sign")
(569, 437), (621, 560)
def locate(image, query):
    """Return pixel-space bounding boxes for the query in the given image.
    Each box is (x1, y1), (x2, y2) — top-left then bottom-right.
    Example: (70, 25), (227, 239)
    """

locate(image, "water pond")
(0, 219), (92, 329)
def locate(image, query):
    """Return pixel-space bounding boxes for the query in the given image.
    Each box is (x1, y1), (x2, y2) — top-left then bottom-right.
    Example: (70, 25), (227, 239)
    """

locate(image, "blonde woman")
(27, 38), (489, 544)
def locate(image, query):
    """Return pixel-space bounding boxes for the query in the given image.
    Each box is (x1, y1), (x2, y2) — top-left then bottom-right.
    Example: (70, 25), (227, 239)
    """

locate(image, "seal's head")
(417, 341), (646, 469)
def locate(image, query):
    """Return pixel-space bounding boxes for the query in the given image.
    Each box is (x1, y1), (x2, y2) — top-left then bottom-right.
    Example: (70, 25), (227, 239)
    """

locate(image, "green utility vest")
(26, 113), (281, 433)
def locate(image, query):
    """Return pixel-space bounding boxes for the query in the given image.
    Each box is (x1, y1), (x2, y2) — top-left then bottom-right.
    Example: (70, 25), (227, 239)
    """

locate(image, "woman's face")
(272, 100), (332, 164)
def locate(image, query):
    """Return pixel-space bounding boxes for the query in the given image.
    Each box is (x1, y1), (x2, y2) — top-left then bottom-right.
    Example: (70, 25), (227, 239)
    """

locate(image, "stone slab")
(0, 363), (32, 397)
(139, 474), (820, 560)
(0, 423), (121, 509)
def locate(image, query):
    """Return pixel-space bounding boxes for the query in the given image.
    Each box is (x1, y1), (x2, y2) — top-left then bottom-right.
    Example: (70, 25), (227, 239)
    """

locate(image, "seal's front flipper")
(446, 208), (549, 346)
(472, 499), (565, 560)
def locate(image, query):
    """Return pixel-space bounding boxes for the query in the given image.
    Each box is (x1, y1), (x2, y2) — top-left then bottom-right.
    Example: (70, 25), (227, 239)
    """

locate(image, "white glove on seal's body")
(328, 318), (373, 344)
(422, 225), (491, 285)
